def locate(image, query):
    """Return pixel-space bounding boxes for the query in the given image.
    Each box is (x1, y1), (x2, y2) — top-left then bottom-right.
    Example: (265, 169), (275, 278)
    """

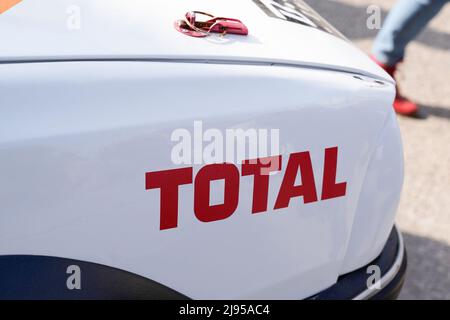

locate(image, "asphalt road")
(305, 0), (450, 300)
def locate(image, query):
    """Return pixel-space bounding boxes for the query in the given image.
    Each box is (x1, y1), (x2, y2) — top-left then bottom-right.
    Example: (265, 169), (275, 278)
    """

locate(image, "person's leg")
(372, 0), (448, 66)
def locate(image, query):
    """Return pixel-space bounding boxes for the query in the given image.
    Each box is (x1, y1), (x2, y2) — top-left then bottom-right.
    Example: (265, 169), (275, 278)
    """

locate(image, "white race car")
(0, 0), (406, 299)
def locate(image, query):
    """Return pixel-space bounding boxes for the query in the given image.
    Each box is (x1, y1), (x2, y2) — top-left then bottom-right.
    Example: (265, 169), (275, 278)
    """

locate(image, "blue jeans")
(372, 0), (448, 66)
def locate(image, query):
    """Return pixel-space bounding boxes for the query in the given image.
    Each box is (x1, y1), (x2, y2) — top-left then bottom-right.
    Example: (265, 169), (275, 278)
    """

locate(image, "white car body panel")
(0, 0), (392, 83)
(0, 0), (403, 299)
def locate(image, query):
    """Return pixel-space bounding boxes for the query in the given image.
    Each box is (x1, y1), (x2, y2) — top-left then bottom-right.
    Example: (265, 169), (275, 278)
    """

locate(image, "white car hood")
(0, 0), (392, 83)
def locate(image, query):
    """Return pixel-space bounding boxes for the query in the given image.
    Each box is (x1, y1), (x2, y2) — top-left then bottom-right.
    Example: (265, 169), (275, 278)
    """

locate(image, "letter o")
(194, 163), (240, 223)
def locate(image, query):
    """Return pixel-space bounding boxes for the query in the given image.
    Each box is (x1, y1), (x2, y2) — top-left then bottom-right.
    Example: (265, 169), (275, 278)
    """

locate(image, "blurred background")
(304, 0), (450, 299)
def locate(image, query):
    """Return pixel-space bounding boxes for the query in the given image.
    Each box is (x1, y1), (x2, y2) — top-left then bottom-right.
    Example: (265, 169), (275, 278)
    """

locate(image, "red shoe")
(393, 95), (419, 116)
(370, 55), (419, 116)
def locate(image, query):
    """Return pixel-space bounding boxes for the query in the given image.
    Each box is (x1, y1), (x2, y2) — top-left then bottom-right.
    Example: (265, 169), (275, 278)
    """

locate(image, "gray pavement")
(306, 0), (450, 300)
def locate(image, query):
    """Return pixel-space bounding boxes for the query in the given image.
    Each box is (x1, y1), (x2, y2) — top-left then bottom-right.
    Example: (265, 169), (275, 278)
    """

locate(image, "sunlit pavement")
(306, 0), (450, 299)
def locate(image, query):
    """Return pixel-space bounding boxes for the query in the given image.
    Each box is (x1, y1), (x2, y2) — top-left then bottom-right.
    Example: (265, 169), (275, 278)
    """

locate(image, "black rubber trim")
(370, 248), (407, 300)
(0, 255), (188, 300)
(308, 226), (407, 300)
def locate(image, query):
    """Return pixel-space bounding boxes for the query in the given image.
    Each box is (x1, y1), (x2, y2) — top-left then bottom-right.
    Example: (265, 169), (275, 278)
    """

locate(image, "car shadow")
(399, 231), (450, 300)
